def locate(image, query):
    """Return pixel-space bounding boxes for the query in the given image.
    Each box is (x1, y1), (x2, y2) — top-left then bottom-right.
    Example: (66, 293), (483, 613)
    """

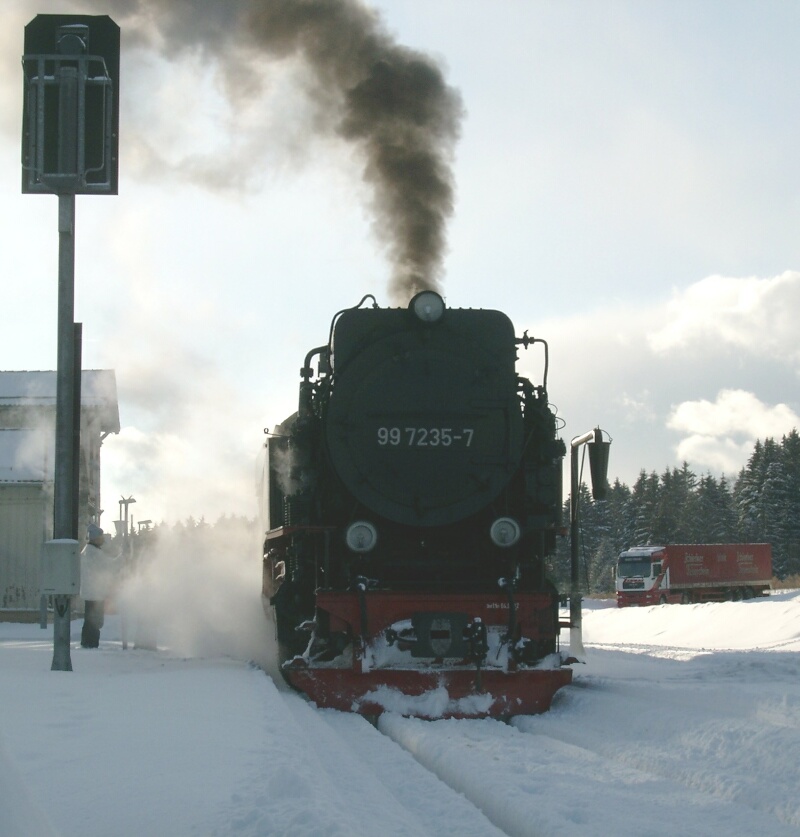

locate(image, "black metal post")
(51, 190), (76, 672)
(50, 59), (80, 672)
(569, 427), (611, 659)
(23, 14), (121, 672)
(569, 432), (592, 658)
(120, 495), (135, 650)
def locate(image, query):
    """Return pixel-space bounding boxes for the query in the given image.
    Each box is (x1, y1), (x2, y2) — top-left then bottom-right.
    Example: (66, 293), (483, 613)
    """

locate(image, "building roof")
(0, 370), (120, 433)
(0, 370), (120, 485)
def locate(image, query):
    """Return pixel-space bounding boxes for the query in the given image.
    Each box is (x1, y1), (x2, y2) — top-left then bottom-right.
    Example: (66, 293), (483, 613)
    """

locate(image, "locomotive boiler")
(260, 291), (572, 718)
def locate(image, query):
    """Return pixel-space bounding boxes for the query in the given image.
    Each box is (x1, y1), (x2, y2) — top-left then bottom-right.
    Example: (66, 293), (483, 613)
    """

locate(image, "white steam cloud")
(115, 521), (278, 673)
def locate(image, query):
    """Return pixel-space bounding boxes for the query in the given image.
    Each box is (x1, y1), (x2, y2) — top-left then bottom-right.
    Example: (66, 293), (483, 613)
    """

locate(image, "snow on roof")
(0, 370), (120, 433)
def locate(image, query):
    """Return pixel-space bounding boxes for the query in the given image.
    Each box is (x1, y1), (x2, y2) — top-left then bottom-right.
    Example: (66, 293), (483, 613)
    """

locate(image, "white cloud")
(667, 389), (800, 474)
(619, 390), (657, 424)
(668, 389), (799, 438)
(672, 435), (755, 475)
(648, 272), (800, 367)
(515, 282), (800, 492)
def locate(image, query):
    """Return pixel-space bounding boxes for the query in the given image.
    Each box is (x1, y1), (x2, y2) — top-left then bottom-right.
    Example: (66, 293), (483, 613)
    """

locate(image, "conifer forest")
(552, 429), (800, 593)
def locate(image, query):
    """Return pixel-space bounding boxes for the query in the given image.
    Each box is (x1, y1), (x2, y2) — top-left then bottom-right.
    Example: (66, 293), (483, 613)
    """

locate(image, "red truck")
(616, 544), (772, 607)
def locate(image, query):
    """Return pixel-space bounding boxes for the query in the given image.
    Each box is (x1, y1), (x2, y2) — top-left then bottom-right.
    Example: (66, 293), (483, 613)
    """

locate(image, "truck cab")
(616, 546), (668, 607)
(616, 543), (772, 607)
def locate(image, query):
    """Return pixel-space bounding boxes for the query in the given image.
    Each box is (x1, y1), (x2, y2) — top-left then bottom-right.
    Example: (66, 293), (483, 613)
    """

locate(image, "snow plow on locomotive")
(260, 291), (572, 718)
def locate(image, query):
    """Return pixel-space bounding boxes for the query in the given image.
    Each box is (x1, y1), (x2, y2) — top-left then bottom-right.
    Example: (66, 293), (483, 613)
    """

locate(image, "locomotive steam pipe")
(299, 345), (328, 417)
(516, 331), (549, 390)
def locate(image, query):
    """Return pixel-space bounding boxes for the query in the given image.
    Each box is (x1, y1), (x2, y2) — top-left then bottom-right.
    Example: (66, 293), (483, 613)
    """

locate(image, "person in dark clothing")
(80, 524), (120, 648)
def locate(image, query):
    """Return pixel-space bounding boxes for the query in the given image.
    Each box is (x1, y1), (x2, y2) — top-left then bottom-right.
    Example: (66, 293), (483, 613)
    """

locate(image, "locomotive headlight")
(489, 517), (521, 548)
(345, 521), (378, 553)
(410, 290), (445, 324)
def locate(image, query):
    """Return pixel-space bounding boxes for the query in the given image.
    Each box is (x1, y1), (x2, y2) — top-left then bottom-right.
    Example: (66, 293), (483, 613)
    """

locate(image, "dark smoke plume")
(84, 0), (464, 301)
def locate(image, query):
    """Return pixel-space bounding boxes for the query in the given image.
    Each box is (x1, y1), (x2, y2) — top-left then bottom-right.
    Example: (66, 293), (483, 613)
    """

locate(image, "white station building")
(0, 370), (119, 619)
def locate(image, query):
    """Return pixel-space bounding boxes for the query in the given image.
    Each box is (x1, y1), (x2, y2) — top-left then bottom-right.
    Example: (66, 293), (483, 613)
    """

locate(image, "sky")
(2, 0), (800, 524)
(1, 590), (799, 835)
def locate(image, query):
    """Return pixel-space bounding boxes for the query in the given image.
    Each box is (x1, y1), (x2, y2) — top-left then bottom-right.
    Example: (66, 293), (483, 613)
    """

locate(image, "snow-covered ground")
(2, 591), (799, 837)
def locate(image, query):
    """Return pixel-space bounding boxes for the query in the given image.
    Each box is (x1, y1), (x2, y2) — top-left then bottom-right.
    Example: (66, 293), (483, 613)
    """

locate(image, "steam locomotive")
(260, 291), (572, 718)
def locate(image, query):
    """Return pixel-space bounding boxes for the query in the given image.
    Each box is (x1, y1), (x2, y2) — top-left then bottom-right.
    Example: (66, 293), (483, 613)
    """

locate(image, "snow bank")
(0, 592), (798, 836)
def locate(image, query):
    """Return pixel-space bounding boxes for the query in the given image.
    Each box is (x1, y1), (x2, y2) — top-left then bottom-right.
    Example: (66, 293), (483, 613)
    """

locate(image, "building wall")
(0, 370), (119, 618)
(0, 484), (48, 611)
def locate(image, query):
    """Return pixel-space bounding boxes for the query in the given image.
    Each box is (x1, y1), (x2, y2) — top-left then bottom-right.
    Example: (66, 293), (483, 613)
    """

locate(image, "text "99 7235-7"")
(377, 427), (474, 447)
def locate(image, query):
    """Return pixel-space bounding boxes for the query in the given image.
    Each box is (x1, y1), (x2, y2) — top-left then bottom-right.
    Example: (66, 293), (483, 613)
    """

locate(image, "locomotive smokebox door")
(326, 305), (523, 527)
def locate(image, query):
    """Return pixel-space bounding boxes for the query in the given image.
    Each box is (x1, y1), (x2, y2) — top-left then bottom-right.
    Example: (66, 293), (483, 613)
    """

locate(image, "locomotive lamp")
(569, 427), (611, 658)
(345, 521), (378, 553)
(410, 290), (445, 323)
(489, 517), (521, 547)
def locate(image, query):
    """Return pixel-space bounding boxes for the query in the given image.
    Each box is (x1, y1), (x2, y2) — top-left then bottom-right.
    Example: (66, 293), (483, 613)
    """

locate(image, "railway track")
(270, 643), (800, 837)
(281, 691), (505, 837)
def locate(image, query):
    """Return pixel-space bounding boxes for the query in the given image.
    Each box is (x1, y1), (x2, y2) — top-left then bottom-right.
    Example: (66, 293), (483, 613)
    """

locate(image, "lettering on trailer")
(485, 602), (520, 610)
(736, 551), (758, 574)
(684, 553), (710, 577)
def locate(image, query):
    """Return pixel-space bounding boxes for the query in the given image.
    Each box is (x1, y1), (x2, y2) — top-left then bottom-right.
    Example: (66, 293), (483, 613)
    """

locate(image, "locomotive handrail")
(516, 331), (549, 391)
(326, 294), (379, 359)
